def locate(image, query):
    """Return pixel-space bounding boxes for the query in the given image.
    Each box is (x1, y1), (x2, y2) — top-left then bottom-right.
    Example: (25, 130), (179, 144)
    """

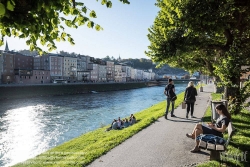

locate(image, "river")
(0, 83), (188, 167)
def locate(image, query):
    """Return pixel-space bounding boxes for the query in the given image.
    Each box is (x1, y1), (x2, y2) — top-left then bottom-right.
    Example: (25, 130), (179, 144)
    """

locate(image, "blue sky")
(0, 0), (159, 59)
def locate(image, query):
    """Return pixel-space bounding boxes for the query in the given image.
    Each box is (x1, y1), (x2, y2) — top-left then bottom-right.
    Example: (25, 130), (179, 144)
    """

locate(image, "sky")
(0, 0), (159, 59)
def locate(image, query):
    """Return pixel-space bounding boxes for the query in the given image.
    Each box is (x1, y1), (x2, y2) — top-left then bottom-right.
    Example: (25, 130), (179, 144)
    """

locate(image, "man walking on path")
(164, 78), (176, 118)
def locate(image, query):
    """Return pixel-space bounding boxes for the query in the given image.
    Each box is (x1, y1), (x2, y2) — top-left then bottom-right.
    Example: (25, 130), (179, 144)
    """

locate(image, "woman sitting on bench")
(186, 104), (231, 153)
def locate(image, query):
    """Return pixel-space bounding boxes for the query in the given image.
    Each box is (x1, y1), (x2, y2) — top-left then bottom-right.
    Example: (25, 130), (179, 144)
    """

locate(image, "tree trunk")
(224, 75), (241, 114)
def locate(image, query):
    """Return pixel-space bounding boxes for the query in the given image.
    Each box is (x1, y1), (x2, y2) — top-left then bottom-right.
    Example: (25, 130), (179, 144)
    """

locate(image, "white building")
(136, 69), (143, 81)
(98, 65), (107, 82)
(130, 68), (137, 81)
(106, 61), (115, 82)
(143, 71), (151, 80)
(63, 56), (77, 82)
(90, 63), (99, 82)
(115, 64), (123, 82)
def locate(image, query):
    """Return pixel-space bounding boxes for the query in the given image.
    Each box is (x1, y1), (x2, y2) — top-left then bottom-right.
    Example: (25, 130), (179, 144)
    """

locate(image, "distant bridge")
(152, 79), (201, 85)
(156, 79), (200, 82)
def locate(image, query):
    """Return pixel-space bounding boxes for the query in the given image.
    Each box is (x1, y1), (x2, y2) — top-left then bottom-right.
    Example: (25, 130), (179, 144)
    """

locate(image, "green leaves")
(6, 0), (15, 11)
(87, 21), (95, 28)
(89, 11), (97, 18)
(0, 3), (6, 16)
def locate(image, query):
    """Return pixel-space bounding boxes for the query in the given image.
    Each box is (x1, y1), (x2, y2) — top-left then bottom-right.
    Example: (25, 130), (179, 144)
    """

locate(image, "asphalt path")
(88, 84), (214, 167)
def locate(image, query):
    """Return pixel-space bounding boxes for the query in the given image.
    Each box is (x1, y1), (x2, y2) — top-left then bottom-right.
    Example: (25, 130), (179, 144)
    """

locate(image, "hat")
(168, 78), (173, 83)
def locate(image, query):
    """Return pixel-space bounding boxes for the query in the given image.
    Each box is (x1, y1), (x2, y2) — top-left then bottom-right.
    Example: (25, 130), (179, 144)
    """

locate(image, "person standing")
(184, 81), (198, 118)
(164, 78), (176, 118)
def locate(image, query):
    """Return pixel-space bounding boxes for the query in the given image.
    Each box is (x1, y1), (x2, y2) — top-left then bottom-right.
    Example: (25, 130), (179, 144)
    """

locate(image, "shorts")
(201, 125), (223, 137)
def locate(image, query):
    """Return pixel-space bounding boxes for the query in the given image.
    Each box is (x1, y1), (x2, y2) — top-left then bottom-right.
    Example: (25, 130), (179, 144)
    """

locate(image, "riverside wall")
(0, 82), (153, 100)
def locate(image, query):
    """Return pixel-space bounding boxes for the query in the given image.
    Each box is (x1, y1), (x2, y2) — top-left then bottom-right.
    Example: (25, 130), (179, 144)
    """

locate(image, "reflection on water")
(0, 84), (187, 166)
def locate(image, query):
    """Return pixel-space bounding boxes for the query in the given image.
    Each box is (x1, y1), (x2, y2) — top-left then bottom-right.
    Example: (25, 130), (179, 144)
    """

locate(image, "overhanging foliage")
(0, 0), (130, 54)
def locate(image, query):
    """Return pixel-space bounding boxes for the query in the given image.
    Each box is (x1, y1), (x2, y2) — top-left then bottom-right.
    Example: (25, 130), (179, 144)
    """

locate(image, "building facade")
(106, 61), (115, 82)
(50, 55), (63, 81)
(63, 56), (77, 82)
(77, 55), (87, 81)
(114, 64), (123, 82)
(98, 65), (107, 82)
(0, 52), (13, 84)
(90, 63), (99, 82)
(14, 70), (50, 84)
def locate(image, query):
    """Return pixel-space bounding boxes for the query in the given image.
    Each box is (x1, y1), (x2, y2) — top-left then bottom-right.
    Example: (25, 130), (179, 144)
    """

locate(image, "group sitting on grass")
(106, 114), (136, 131)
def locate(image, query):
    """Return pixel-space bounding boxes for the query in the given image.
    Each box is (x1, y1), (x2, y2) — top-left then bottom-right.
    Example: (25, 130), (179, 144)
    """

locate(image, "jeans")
(196, 134), (226, 144)
(186, 102), (195, 116)
(166, 97), (175, 115)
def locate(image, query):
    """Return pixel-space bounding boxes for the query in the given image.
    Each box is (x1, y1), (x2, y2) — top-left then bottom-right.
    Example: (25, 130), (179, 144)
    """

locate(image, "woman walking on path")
(184, 81), (197, 118)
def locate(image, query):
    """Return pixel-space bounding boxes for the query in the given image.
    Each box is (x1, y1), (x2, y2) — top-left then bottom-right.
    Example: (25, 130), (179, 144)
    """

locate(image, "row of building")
(0, 48), (156, 84)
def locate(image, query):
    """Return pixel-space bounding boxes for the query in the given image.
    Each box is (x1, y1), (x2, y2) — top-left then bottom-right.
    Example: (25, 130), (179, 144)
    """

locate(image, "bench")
(198, 122), (235, 161)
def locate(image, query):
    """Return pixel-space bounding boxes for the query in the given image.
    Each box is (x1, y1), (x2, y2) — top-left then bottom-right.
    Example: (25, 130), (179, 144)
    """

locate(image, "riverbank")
(0, 82), (151, 100)
(12, 84), (205, 167)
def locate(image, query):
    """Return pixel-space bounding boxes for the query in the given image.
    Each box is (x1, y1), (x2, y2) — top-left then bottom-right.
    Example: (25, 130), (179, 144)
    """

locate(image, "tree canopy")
(0, 0), (130, 54)
(146, 0), (250, 113)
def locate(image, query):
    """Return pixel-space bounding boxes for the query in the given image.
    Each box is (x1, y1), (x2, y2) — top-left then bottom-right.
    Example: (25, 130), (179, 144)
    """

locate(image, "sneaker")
(190, 146), (201, 153)
(171, 114), (176, 117)
(191, 115), (196, 118)
(186, 133), (193, 139)
(165, 114), (168, 119)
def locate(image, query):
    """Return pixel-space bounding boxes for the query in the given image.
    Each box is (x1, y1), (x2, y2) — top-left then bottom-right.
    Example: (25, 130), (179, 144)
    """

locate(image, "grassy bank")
(13, 90), (186, 167)
(198, 93), (250, 167)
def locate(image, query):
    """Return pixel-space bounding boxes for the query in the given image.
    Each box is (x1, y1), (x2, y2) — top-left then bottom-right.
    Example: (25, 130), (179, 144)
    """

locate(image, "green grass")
(197, 94), (250, 167)
(13, 91), (186, 167)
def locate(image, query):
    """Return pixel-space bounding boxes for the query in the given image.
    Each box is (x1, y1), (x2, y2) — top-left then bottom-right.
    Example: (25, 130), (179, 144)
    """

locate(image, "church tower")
(5, 40), (9, 51)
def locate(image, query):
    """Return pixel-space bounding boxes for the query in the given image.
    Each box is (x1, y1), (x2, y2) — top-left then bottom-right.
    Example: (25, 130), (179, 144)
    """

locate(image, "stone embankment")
(0, 82), (150, 100)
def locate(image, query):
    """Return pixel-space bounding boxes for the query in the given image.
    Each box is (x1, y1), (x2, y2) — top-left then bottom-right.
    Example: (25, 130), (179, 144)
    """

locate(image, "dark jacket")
(184, 86), (197, 103)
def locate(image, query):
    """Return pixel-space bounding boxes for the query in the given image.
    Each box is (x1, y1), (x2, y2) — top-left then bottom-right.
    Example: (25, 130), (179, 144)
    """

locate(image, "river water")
(0, 83), (188, 167)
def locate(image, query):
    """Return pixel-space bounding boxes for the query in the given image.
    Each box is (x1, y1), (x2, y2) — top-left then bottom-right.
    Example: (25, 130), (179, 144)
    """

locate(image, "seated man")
(123, 118), (130, 128)
(129, 114), (136, 125)
(112, 119), (118, 130)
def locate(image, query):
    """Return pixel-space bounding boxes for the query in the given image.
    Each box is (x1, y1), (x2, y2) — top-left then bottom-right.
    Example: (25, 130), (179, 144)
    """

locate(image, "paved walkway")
(88, 84), (215, 167)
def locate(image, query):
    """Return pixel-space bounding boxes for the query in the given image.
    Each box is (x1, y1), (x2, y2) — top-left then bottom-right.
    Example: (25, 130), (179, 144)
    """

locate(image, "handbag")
(171, 95), (177, 101)
(182, 101), (186, 109)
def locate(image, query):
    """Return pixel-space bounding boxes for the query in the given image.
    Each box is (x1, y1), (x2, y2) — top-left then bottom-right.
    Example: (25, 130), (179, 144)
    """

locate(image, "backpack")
(166, 84), (177, 101)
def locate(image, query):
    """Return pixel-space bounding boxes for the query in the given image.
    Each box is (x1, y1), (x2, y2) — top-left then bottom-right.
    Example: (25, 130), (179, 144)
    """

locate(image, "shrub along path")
(88, 84), (215, 167)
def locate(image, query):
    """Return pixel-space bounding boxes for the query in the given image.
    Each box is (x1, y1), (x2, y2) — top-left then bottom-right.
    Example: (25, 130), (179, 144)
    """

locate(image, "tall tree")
(146, 0), (250, 114)
(0, 0), (130, 54)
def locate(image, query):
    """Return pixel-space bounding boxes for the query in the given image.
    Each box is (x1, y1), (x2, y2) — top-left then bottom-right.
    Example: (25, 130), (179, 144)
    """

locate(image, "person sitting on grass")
(117, 117), (123, 129)
(123, 118), (130, 128)
(129, 114), (136, 125)
(186, 104), (231, 153)
(112, 119), (118, 130)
